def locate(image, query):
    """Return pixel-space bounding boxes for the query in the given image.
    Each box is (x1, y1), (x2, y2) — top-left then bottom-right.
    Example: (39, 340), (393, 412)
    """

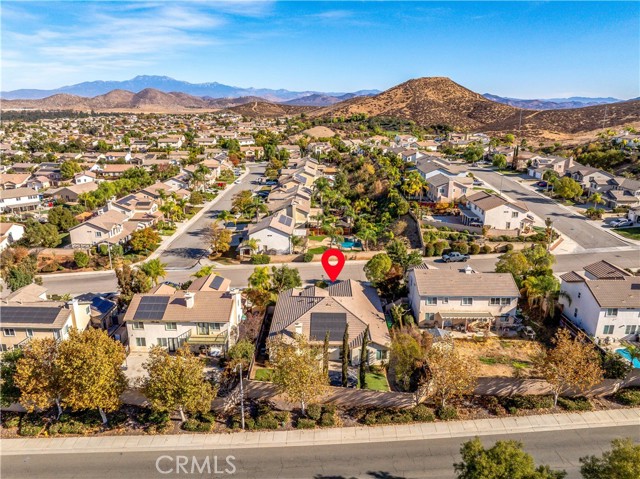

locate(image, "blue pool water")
(615, 348), (640, 368)
(341, 240), (361, 249)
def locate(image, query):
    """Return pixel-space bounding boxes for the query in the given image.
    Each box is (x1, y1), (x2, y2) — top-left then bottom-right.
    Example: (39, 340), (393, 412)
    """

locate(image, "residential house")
(461, 191), (533, 231)
(68, 209), (133, 248)
(407, 266), (520, 331)
(527, 155), (573, 179)
(0, 173), (31, 190)
(124, 286), (242, 354)
(243, 213), (297, 254)
(395, 134), (417, 148)
(74, 171), (97, 184)
(0, 187), (41, 213)
(0, 294), (92, 351)
(26, 176), (52, 191)
(158, 135), (185, 149)
(424, 173), (473, 203)
(628, 206), (640, 224)
(47, 182), (99, 203)
(268, 280), (391, 365)
(0, 222), (25, 251)
(559, 261), (640, 340)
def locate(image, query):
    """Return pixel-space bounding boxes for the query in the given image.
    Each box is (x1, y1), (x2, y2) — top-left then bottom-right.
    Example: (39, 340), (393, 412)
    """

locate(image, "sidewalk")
(2, 408), (638, 456)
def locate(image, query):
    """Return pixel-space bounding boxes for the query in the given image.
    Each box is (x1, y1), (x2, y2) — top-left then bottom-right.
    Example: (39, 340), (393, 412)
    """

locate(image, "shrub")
(557, 397), (592, 411)
(451, 241), (469, 254)
(392, 411), (413, 424)
(74, 250), (90, 268)
(505, 243), (514, 252)
(363, 411), (379, 425)
(296, 418), (316, 429)
(274, 411), (290, 425)
(322, 404), (337, 416)
(602, 353), (632, 379)
(319, 412), (335, 427)
(50, 419), (87, 435)
(251, 254), (270, 264)
(182, 419), (212, 432)
(484, 396), (508, 417)
(433, 241), (448, 256)
(468, 243), (481, 255)
(499, 395), (554, 411)
(18, 415), (45, 437)
(306, 404), (322, 421)
(255, 412), (279, 430)
(303, 252), (314, 262)
(147, 410), (170, 425)
(424, 243), (435, 257)
(435, 405), (458, 421)
(613, 387), (640, 406)
(411, 404), (435, 422)
(3, 415), (21, 428)
(376, 413), (392, 424)
(481, 245), (492, 254)
(99, 244), (109, 256)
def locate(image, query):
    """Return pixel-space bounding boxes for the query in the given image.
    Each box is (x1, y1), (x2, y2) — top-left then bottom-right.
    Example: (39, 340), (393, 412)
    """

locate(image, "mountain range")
(3, 77), (639, 137)
(1, 75), (628, 110)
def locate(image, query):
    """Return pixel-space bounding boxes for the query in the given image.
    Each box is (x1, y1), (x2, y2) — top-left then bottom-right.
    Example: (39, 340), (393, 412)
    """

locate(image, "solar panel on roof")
(309, 312), (347, 342)
(133, 296), (170, 320)
(2, 306), (62, 324)
(210, 276), (225, 290)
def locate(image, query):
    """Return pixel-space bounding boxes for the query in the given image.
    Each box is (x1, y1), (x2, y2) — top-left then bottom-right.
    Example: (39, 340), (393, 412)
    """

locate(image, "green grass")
(363, 372), (390, 391)
(158, 228), (176, 236)
(613, 226), (640, 240)
(58, 232), (70, 247)
(254, 368), (274, 382)
(307, 246), (328, 255)
(473, 187), (496, 194)
(308, 235), (328, 242)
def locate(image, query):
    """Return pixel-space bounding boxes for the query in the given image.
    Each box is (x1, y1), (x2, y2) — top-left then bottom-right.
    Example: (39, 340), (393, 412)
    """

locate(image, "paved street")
(472, 169), (629, 250)
(38, 248), (640, 296)
(158, 165), (266, 269)
(2, 425), (637, 479)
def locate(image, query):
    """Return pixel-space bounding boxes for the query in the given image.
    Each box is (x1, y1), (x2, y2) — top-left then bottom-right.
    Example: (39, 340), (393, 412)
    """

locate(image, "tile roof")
(583, 260), (632, 280)
(410, 269), (519, 297)
(584, 277), (640, 308)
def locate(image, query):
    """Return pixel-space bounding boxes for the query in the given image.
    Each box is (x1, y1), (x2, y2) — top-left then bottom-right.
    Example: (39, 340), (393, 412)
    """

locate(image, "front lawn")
(254, 368), (274, 381)
(307, 246), (328, 255)
(613, 226), (640, 240)
(363, 371), (389, 391)
(308, 235), (328, 242)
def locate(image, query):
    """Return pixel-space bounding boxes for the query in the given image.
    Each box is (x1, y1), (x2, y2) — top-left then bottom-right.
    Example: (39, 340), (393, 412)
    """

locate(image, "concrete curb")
(2, 408), (638, 456)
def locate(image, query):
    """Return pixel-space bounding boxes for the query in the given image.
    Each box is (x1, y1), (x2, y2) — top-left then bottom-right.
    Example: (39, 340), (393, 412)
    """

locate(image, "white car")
(233, 179), (241, 184)
(610, 218), (632, 228)
(472, 179), (484, 186)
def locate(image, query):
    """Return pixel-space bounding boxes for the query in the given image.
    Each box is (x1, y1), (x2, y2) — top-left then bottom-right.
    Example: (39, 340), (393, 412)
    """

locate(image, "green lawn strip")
(613, 227), (640, 240)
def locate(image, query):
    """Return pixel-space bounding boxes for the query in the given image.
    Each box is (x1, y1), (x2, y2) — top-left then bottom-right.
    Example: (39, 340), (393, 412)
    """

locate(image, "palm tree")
(217, 210), (234, 226)
(250, 197), (268, 223)
(140, 259), (167, 287)
(588, 193), (604, 210)
(356, 224), (377, 251)
(244, 238), (261, 255)
(522, 274), (560, 317)
(290, 235), (305, 253)
(248, 266), (270, 290)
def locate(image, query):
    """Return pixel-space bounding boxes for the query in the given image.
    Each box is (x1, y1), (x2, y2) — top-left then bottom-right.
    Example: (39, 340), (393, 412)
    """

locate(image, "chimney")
(184, 292), (195, 309)
(295, 322), (303, 335)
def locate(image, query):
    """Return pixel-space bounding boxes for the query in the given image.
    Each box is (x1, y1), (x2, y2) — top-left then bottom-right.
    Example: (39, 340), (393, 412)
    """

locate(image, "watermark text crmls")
(156, 455), (236, 475)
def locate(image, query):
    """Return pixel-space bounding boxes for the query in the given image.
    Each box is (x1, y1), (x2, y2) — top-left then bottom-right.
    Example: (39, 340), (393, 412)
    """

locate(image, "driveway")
(158, 164), (266, 268)
(473, 169), (629, 249)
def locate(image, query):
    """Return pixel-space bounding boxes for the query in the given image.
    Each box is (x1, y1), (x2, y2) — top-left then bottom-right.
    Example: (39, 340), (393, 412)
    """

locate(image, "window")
(426, 297), (437, 305)
(512, 212), (519, 218)
(165, 323), (177, 331)
(603, 325), (614, 335)
(578, 292), (581, 298)
(135, 338), (147, 347)
(54, 330), (61, 340)
(376, 350), (387, 360)
(424, 313), (435, 322)
(86, 306), (91, 314)
(440, 297), (449, 304)
(26, 329), (33, 338)
(132, 322), (144, 330)
(0, 344), (7, 352)
(499, 315), (510, 323)
(605, 308), (618, 317)
(95, 232), (102, 237)
(462, 297), (473, 306)
(501, 298), (511, 306)
(490, 298), (501, 305)
(625, 325), (637, 335)
(157, 338), (168, 347)
(3, 329), (15, 337)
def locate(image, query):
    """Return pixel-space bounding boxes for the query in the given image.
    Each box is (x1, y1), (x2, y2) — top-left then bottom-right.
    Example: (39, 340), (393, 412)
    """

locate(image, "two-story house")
(424, 173), (473, 203)
(0, 187), (41, 213)
(408, 266), (520, 331)
(68, 209), (133, 248)
(268, 280), (391, 365)
(559, 261), (640, 340)
(124, 285), (241, 355)
(461, 191), (533, 231)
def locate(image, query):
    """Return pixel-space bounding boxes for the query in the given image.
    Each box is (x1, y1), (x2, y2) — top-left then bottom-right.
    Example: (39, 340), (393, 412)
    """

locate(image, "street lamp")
(234, 362), (245, 430)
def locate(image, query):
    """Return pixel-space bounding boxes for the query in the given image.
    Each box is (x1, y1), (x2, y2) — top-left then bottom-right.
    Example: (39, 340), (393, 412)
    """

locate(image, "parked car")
(469, 219), (483, 227)
(472, 179), (484, 186)
(610, 218), (632, 228)
(233, 179), (241, 184)
(535, 181), (548, 188)
(442, 251), (470, 263)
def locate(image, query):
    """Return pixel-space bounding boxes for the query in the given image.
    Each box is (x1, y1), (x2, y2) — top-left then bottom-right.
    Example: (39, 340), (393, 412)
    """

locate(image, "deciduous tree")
(426, 343), (477, 408)
(0, 349), (23, 407)
(270, 265), (302, 293)
(580, 438), (640, 479)
(207, 220), (232, 256)
(142, 344), (215, 422)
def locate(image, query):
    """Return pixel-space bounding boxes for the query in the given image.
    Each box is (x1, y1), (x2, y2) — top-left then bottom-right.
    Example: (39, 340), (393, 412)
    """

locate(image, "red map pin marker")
(321, 248), (345, 282)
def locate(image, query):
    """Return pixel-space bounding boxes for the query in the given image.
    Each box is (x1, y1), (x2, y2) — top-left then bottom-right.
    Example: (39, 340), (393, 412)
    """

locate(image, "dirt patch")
(455, 337), (541, 378)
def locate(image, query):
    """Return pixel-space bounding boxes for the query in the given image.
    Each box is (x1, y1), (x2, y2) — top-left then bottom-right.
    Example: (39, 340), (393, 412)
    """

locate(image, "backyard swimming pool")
(341, 239), (362, 249)
(615, 348), (640, 368)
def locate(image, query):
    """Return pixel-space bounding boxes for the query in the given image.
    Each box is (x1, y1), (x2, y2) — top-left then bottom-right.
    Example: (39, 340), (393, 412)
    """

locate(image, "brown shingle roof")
(410, 269), (519, 297)
(583, 260), (631, 280)
(585, 277), (640, 308)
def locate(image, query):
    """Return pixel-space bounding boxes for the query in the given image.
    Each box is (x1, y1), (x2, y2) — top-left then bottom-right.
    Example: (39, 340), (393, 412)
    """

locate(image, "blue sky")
(2, 1), (639, 98)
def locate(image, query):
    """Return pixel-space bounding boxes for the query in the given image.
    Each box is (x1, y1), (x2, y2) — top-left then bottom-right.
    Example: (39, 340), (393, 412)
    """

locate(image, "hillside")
(311, 77), (519, 131)
(227, 101), (315, 117)
(312, 77), (640, 136)
(483, 93), (623, 110)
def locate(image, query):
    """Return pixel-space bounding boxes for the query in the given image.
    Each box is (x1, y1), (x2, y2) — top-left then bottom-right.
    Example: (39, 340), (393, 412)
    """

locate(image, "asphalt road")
(158, 165), (266, 269)
(37, 248), (640, 296)
(2, 425), (637, 479)
(472, 169), (629, 250)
